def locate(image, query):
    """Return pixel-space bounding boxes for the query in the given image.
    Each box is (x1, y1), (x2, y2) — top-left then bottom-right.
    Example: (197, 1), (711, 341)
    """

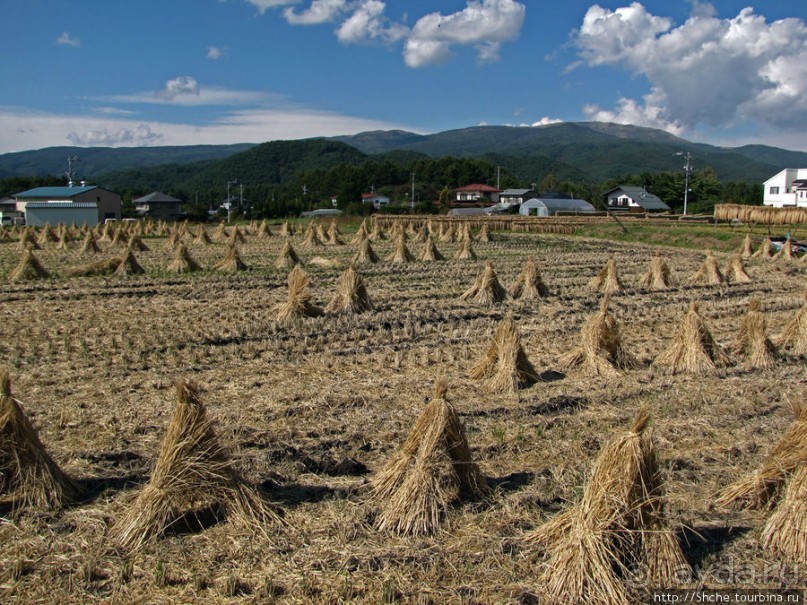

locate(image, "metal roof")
(500, 189), (533, 196)
(521, 198), (595, 213)
(15, 186), (98, 199)
(25, 202), (98, 209)
(455, 184), (501, 193)
(134, 191), (181, 203)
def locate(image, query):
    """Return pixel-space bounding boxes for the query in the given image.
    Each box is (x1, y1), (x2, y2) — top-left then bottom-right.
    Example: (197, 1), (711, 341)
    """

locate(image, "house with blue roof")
(13, 184), (121, 226)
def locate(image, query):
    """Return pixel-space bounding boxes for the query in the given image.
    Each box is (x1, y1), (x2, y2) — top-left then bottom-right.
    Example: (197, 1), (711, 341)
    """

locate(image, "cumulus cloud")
(335, 0), (407, 45)
(255, 0), (525, 66)
(404, 0), (526, 68)
(157, 76), (200, 101)
(207, 46), (225, 60)
(573, 3), (807, 134)
(67, 124), (164, 147)
(56, 32), (81, 47)
(532, 117), (564, 127)
(284, 0), (347, 25)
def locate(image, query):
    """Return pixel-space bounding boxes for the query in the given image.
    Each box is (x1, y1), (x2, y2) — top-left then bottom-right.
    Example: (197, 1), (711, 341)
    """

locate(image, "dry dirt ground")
(0, 223), (805, 603)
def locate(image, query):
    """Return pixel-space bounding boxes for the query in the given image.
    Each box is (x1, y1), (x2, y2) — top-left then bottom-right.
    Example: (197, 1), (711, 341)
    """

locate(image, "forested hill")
(0, 144), (254, 179)
(334, 122), (807, 184)
(3, 122), (806, 187)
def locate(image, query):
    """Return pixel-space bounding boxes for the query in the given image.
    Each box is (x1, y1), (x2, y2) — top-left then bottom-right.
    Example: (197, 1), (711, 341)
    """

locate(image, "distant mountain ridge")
(0, 144), (255, 180)
(1, 122), (806, 186)
(332, 122), (807, 183)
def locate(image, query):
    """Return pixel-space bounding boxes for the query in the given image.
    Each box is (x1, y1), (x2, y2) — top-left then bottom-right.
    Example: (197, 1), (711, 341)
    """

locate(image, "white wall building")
(763, 168), (807, 208)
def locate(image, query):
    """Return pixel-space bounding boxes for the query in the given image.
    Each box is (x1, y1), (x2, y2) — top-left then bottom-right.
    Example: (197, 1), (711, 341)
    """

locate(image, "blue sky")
(1, 0), (805, 154)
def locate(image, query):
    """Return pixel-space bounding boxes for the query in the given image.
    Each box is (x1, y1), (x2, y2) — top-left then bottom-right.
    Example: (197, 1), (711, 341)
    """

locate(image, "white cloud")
(246, 0), (298, 14)
(0, 106), (418, 153)
(157, 76), (200, 101)
(335, 1), (407, 45)
(207, 46), (225, 60)
(104, 85), (272, 107)
(56, 32), (81, 47)
(93, 107), (137, 117)
(582, 92), (685, 135)
(67, 124), (164, 147)
(284, 0), (347, 25)
(531, 117), (564, 127)
(404, 0), (526, 68)
(572, 3), (807, 136)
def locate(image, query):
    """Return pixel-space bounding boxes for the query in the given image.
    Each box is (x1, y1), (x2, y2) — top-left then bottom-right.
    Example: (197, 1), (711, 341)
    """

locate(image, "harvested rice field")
(0, 219), (805, 604)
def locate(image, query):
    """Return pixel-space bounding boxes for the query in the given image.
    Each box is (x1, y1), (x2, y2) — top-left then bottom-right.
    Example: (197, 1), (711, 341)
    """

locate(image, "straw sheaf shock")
(717, 402), (807, 512)
(111, 380), (283, 551)
(527, 408), (690, 604)
(733, 299), (777, 370)
(276, 265), (324, 325)
(560, 295), (638, 378)
(654, 301), (730, 375)
(461, 261), (507, 305)
(0, 370), (82, 510)
(326, 265), (373, 315)
(777, 292), (807, 355)
(588, 256), (623, 294)
(372, 382), (488, 537)
(470, 315), (538, 394)
(510, 256), (550, 300)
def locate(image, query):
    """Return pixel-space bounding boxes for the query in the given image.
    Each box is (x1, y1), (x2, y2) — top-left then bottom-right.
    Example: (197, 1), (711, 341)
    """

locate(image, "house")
(133, 192), (183, 221)
(519, 197), (596, 217)
(0, 197), (24, 225)
(453, 184), (501, 206)
(763, 168), (807, 208)
(14, 184), (121, 225)
(361, 193), (391, 209)
(498, 189), (537, 207)
(604, 186), (670, 212)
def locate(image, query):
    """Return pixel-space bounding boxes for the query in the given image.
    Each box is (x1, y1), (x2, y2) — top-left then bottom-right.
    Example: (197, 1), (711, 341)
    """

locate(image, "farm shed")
(519, 197), (595, 217)
(14, 185), (121, 225)
(24, 202), (98, 227)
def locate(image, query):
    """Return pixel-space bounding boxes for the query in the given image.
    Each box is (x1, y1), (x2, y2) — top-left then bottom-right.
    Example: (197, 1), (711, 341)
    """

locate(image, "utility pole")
(675, 152), (694, 216)
(410, 173), (415, 207)
(497, 166), (502, 190)
(66, 155), (79, 187)
(226, 179), (240, 222)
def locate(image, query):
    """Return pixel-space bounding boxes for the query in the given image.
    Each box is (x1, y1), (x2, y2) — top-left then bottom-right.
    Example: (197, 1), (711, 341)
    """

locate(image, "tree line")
(0, 156), (763, 220)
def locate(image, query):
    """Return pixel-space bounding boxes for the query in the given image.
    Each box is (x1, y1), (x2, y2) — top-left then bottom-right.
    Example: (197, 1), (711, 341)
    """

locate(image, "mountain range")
(1, 122), (805, 187)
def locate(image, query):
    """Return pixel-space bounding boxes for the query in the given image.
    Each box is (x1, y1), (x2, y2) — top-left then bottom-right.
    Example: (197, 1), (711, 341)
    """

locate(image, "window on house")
(769, 186), (779, 195)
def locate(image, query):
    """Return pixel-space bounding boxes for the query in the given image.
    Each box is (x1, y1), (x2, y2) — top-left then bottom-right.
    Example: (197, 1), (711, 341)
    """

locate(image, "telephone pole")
(675, 152), (694, 216)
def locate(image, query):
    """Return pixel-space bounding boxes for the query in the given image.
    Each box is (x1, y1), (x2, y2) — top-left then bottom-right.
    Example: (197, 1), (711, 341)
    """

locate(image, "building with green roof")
(14, 184), (121, 225)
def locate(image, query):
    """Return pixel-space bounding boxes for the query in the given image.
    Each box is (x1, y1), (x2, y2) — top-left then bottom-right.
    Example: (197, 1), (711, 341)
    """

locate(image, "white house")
(763, 168), (807, 208)
(498, 189), (537, 207)
(361, 193), (391, 209)
(603, 186), (670, 212)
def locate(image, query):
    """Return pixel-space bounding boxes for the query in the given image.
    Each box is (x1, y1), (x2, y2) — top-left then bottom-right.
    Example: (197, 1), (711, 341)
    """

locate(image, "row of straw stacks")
(714, 203), (807, 226)
(469, 295), (805, 395)
(6, 370), (802, 603)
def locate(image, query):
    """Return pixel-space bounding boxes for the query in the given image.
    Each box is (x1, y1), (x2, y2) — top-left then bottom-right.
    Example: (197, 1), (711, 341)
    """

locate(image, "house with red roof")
(453, 184), (501, 207)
